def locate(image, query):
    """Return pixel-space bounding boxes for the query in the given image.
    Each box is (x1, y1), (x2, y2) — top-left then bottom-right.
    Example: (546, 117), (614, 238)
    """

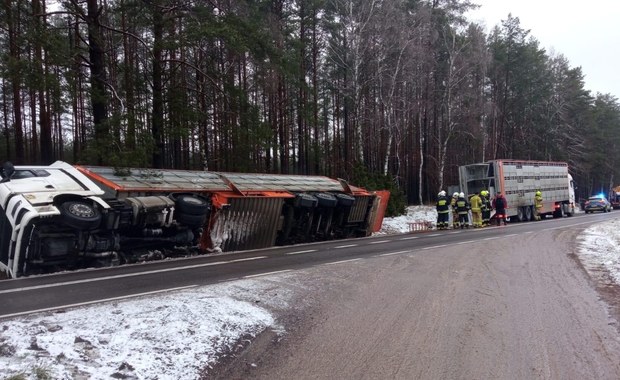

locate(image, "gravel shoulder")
(209, 227), (620, 379)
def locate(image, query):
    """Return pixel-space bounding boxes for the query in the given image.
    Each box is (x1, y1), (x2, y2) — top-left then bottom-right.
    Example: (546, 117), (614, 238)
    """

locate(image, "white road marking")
(369, 240), (390, 244)
(400, 236), (419, 240)
(286, 249), (317, 255)
(243, 270), (292, 279)
(457, 240), (476, 245)
(0, 256), (268, 294)
(378, 250), (411, 257)
(422, 245), (447, 250)
(428, 233), (442, 237)
(0, 285), (197, 320)
(334, 244), (358, 249)
(325, 258), (362, 265)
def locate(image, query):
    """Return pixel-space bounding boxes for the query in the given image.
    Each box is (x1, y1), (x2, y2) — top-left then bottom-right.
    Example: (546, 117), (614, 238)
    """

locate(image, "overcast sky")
(466, 0), (620, 99)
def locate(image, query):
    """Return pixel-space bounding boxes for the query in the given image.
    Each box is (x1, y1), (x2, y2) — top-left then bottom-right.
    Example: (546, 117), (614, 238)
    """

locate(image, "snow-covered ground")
(1, 206), (619, 379)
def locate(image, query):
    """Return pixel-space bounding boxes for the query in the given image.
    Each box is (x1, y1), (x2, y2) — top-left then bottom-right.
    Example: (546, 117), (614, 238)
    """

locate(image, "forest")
(1, 0), (619, 212)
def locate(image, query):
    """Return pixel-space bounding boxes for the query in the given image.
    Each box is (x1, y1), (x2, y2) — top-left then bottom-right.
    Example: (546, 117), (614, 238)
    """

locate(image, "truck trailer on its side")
(0, 161), (389, 279)
(458, 160), (575, 222)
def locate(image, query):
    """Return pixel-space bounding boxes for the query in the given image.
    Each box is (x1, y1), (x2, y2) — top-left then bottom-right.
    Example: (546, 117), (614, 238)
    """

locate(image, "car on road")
(584, 195), (612, 213)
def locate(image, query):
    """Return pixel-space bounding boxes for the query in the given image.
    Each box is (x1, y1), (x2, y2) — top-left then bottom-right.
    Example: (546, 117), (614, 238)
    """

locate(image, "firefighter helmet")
(459, 192), (465, 198)
(439, 190), (446, 197)
(536, 191), (542, 196)
(453, 192), (459, 198)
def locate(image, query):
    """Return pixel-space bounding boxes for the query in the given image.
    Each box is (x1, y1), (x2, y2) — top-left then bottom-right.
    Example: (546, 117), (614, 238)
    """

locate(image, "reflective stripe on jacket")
(470, 195), (482, 212)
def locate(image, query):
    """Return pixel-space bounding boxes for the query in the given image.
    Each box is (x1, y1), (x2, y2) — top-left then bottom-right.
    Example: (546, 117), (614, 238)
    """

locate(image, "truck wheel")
(335, 193), (355, 207)
(59, 200), (102, 230)
(524, 206), (532, 221)
(516, 207), (524, 222)
(175, 195), (209, 215)
(176, 212), (207, 227)
(295, 194), (318, 208)
(315, 193), (338, 208)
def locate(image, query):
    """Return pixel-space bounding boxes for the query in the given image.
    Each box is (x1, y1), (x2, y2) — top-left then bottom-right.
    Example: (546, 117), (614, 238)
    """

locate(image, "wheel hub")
(69, 203), (95, 218)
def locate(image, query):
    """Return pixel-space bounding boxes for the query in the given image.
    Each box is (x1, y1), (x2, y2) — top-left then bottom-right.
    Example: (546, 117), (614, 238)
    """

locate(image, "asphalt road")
(0, 212), (615, 321)
(209, 211), (620, 379)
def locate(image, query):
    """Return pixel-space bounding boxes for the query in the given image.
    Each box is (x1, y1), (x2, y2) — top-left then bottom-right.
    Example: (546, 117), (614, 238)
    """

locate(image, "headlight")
(34, 204), (59, 215)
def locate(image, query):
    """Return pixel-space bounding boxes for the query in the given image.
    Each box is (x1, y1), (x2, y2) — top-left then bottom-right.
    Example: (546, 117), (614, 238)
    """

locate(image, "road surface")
(211, 218), (620, 379)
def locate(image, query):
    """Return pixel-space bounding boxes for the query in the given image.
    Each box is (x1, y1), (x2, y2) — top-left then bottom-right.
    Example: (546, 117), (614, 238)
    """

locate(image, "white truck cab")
(0, 161), (113, 278)
(0, 161), (204, 278)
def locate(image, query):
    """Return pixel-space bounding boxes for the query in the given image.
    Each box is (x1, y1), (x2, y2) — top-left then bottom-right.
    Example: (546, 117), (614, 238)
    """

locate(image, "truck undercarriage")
(0, 162), (389, 278)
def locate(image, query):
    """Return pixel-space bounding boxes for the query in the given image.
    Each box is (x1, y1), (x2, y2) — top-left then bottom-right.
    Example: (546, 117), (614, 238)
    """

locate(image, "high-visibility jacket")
(482, 196), (491, 211)
(437, 196), (450, 213)
(456, 197), (469, 214)
(470, 194), (482, 212)
(535, 194), (543, 209)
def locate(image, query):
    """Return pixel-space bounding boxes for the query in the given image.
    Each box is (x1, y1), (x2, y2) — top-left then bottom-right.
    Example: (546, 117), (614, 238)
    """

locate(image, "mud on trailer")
(0, 161), (389, 278)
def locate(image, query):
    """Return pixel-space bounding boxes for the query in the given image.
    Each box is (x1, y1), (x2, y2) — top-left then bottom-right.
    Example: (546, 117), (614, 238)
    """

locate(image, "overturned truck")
(0, 161), (389, 278)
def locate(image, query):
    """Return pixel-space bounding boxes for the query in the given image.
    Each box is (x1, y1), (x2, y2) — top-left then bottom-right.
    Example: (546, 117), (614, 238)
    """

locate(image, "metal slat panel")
(348, 196), (370, 223)
(215, 197), (284, 251)
(218, 172), (345, 192)
(80, 165), (230, 192)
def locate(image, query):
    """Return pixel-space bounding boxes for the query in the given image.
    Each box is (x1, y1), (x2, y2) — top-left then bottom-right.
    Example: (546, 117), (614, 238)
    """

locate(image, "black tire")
(516, 207), (524, 222)
(175, 195), (209, 215)
(295, 194), (318, 208)
(176, 212), (207, 227)
(525, 206), (532, 221)
(315, 193), (338, 208)
(335, 193), (355, 207)
(59, 200), (102, 230)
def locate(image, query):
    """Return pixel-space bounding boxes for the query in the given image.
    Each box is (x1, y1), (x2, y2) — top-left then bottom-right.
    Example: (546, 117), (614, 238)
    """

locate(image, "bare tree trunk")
(297, 0), (307, 174)
(33, 0), (53, 163)
(311, 7), (320, 174)
(80, 0), (109, 165)
(152, 2), (164, 168)
(418, 110), (424, 205)
(2, 79), (11, 158)
(4, 0), (25, 163)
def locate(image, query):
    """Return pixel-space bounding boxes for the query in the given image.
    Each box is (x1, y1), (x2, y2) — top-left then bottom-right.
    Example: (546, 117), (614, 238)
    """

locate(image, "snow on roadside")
(0, 280), (292, 380)
(376, 205), (436, 235)
(577, 218), (620, 285)
(1, 205), (620, 380)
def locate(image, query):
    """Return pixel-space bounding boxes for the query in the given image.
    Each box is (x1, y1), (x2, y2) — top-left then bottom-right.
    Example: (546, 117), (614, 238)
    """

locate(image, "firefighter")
(451, 192), (460, 228)
(436, 190), (450, 230)
(470, 191), (483, 228)
(481, 190), (492, 226)
(456, 192), (470, 228)
(534, 190), (543, 221)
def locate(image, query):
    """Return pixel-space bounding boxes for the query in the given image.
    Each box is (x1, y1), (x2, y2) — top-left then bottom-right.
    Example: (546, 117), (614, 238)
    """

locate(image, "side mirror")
(0, 161), (15, 183)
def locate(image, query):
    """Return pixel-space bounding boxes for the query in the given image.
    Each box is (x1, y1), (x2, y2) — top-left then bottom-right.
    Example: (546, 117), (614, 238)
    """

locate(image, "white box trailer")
(458, 160), (575, 222)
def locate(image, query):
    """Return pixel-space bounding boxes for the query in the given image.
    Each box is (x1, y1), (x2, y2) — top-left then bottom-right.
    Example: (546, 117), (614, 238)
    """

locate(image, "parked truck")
(0, 161), (389, 278)
(458, 160), (575, 222)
